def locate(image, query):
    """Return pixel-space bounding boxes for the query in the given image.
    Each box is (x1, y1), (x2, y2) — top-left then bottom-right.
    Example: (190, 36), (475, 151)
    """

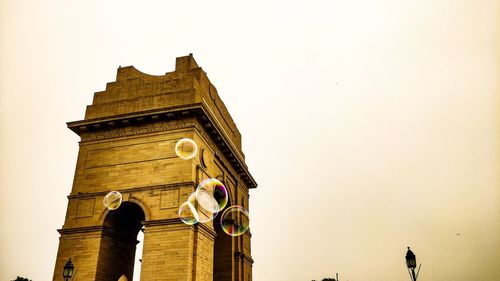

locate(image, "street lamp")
(63, 258), (74, 281)
(405, 247), (421, 281)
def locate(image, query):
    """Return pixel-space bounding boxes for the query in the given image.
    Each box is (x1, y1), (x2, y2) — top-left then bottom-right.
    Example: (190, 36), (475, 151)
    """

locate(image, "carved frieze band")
(81, 118), (199, 142)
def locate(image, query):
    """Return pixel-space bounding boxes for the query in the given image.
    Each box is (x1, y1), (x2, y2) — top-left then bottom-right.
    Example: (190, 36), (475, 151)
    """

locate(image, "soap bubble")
(196, 178), (228, 212)
(187, 192), (215, 223)
(178, 201), (198, 225)
(195, 188), (220, 214)
(175, 138), (198, 160)
(220, 205), (249, 236)
(103, 191), (122, 210)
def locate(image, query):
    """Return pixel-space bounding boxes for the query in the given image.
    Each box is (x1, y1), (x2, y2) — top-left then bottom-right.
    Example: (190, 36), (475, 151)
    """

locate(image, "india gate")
(52, 55), (257, 281)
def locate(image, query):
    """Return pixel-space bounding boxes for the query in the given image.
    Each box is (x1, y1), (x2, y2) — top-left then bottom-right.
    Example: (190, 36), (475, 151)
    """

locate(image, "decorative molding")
(58, 225), (104, 235)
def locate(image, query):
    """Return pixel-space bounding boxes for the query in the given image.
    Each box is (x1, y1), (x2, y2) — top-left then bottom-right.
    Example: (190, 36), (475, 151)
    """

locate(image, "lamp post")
(405, 247), (421, 281)
(63, 258), (74, 281)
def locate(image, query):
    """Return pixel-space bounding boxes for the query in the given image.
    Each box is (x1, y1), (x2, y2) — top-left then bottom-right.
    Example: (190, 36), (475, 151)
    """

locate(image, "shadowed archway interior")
(213, 197), (233, 281)
(96, 202), (145, 281)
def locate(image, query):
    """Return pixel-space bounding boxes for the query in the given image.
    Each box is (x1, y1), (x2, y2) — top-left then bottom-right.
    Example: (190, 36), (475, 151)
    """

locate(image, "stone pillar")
(140, 221), (215, 281)
(52, 227), (102, 281)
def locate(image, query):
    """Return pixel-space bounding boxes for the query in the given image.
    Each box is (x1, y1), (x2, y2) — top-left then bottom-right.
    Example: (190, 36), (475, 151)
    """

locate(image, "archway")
(96, 202), (145, 281)
(213, 197), (233, 281)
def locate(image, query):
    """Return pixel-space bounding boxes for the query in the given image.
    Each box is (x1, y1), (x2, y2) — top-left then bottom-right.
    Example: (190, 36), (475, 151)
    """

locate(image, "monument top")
(71, 55), (245, 151)
(67, 54), (256, 189)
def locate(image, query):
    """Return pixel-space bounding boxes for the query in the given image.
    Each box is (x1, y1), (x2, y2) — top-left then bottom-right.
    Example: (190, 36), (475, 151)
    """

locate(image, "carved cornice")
(58, 225), (104, 235)
(67, 103), (257, 189)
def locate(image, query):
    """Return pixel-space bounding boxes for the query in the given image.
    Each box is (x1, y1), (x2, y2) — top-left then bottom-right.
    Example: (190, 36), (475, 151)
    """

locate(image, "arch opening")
(96, 202), (145, 281)
(213, 197), (233, 281)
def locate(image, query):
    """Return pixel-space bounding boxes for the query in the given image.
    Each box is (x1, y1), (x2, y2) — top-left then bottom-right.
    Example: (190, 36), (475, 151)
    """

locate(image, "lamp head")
(405, 247), (417, 269)
(63, 257), (74, 279)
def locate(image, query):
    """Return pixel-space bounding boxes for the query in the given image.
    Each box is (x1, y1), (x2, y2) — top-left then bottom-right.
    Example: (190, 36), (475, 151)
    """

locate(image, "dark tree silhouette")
(322, 278), (336, 281)
(12, 277), (32, 281)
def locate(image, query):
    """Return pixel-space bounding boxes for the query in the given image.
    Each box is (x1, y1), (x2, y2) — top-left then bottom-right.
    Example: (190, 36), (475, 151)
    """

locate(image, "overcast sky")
(1, 0), (499, 280)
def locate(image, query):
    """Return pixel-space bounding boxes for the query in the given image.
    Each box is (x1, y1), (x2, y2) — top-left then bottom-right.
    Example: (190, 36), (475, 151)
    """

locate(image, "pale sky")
(1, 0), (499, 280)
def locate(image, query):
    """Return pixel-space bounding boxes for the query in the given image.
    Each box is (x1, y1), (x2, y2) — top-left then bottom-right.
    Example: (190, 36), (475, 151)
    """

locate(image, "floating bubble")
(175, 138), (198, 160)
(196, 178), (228, 212)
(103, 191), (122, 210)
(220, 205), (250, 236)
(187, 192), (216, 223)
(178, 201), (198, 225)
(195, 188), (220, 214)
